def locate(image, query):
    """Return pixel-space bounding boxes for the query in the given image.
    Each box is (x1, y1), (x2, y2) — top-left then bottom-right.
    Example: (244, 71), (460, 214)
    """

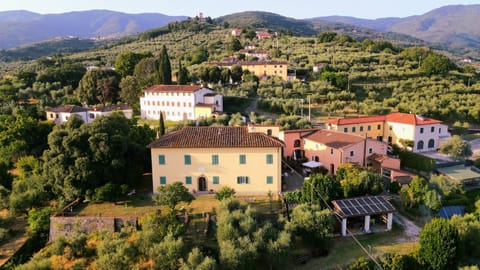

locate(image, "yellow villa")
(209, 60), (288, 80)
(148, 126), (284, 195)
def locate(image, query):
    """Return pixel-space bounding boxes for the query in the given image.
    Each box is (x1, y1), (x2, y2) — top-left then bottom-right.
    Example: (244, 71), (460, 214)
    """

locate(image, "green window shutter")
(266, 176), (273, 184)
(212, 155), (219, 165)
(246, 176), (249, 184)
(213, 176), (219, 184)
(266, 154), (273, 164)
(240, 154), (246, 164)
(184, 155), (191, 165)
(185, 176), (192, 185)
(159, 176), (166, 185)
(158, 155), (165, 165)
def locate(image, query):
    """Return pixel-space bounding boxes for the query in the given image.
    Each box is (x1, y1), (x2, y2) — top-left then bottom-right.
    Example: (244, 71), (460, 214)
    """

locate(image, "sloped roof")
(325, 113), (442, 126)
(325, 116), (386, 125)
(144, 84), (204, 93)
(386, 113), (442, 125)
(47, 105), (88, 113)
(148, 126), (284, 149)
(303, 130), (365, 149)
(90, 104), (132, 112)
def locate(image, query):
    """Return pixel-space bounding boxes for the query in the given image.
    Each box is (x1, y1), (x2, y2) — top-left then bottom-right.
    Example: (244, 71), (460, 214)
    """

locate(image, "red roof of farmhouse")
(144, 85), (204, 93)
(148, 126), (284, 148)
(325, 113), (442, 126)
(303, 130), (366, 149)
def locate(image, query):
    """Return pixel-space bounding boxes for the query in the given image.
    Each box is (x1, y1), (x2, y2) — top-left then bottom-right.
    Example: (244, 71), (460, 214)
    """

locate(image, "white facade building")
(46, 104), (133, 124)
(140, 85), (223, 121)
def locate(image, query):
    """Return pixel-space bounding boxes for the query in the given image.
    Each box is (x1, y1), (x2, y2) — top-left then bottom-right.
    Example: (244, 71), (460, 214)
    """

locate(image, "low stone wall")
(49, 216), (137, 242)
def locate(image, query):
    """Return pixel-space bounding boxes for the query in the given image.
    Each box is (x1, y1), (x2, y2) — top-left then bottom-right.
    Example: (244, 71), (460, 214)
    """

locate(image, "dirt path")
(394, 212), (420, 241)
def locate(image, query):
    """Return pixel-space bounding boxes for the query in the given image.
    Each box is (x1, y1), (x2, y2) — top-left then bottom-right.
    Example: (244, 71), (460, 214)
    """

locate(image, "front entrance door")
(198, 177), (207, 192)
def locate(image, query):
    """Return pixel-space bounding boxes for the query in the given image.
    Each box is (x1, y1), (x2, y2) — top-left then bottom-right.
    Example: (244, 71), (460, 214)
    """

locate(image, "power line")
(282, 161), (384, 269)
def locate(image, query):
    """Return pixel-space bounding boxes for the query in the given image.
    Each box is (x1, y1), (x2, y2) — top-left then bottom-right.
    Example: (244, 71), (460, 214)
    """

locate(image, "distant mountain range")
(0, 5), (479, 53)
(317, 5), (480, 49)
(0, 10), (186, 49)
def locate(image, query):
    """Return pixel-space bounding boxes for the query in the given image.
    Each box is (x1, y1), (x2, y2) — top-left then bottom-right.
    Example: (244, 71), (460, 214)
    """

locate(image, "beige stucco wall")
(241, 63), (288, 80)
(150, 147), (282, 195)
(329, 121), (386, 140)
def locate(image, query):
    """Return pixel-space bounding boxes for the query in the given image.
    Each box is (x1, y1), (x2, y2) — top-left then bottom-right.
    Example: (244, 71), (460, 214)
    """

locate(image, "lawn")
(295, 227), (418, 270)
(76, 194), (281, 217)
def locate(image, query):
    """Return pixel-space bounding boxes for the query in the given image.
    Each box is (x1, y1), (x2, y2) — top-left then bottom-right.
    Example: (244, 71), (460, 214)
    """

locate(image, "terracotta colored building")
(280, 128), (388, 175)
(325, 113), (450, 153)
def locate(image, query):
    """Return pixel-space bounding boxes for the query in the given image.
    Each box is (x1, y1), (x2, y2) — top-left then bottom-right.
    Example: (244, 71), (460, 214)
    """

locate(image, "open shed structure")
(332, 196), (396, 236)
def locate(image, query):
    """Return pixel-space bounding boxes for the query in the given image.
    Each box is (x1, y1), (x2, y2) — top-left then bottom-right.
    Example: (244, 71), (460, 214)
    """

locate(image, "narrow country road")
(394, 212), (420, 241)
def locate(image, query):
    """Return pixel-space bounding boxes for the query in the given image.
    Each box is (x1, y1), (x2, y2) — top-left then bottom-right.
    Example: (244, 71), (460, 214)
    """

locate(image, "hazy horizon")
(0, 0), (479, 19)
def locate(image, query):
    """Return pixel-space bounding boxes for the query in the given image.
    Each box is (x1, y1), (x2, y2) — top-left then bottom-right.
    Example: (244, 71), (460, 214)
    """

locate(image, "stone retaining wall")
(49, 216), (137, 242)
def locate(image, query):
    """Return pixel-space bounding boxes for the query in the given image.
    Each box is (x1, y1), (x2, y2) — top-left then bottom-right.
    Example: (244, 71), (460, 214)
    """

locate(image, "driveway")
(393, 212), (420, 241)
(470, 138), (480, 158)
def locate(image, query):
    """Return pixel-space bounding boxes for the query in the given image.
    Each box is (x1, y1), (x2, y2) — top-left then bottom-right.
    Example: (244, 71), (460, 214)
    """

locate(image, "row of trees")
(284, 163), (384, 205)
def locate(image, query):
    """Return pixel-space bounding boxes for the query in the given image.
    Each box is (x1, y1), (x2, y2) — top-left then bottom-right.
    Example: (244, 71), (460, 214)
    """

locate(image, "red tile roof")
(303, 130), (365, 149)
(144, 85), (203, 93)
(325, 116), (386, 125)
(325, 113), (442, 126)
(386, 113), (442, 125)
(209, 60), (287, 67)
(148, 126), (284, 148)
(47, 105), (88, 113)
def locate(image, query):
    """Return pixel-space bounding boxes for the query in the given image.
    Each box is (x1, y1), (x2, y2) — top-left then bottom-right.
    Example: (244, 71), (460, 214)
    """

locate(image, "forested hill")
(317, 4), (480, 50)
(216, 11), (423, 46)
(216, 11), (318, 36)
(0, 10), (187, 49)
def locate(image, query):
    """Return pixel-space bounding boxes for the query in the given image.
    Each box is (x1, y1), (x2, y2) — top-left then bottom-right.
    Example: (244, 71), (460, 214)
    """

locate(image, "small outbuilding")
(332, 196), (396, 236)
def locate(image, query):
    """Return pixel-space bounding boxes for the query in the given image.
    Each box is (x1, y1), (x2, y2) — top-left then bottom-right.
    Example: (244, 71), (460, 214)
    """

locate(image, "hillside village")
(1, 12), (480, 270)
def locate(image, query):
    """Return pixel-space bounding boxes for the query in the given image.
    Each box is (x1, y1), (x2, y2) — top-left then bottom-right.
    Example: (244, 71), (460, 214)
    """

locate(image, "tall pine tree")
(176, 60), (189, 85)
(157, 45), (172, 84)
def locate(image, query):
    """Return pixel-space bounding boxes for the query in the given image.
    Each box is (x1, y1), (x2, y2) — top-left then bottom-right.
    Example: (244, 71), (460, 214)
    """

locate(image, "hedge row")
(399, 150), (435, 172)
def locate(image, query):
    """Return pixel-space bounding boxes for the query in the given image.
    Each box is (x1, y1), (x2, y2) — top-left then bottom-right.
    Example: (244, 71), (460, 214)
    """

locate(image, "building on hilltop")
(148, 126), (284, 195)
(46, 104), (132, 124)
(238, 49), (270, 60)
(325, 113), (451, 153)
(140, 85), (223, 121)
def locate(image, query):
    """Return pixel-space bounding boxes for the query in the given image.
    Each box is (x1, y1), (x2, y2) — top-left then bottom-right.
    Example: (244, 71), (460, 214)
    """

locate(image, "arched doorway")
(198, 176), (207, 192)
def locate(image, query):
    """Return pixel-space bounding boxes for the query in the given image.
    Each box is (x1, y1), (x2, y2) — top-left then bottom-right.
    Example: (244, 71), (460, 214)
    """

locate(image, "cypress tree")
(159, 111), (165, 136)
(158, 45), (172, 84)
(177, 60), (189, 85)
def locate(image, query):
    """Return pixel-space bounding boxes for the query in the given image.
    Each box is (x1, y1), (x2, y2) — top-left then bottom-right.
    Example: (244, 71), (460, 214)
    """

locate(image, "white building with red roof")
(325, 113), (450, 153)
(140, 85), (223, 121)
(46, 104), (132, 124)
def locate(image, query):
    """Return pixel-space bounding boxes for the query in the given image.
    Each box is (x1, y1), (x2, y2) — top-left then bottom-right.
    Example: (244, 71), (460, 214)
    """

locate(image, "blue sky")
(1, 0), (479, 19)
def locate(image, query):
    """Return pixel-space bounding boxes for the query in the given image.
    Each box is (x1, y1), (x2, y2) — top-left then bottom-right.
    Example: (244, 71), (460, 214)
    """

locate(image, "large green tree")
(420, 52), (456, 76)
(42, 113), (155, 201)
(152, 182), (194, 210)
(418, 218), (460, 270)
(157, 45), (172, 84)
(119, 75), (141, 106)
(76, 69), (120, 105)
(288, 203), (333, 245)
(114, 51), (152, 78)
(440, 135), (472, 161)
(301, 173), (340, 205)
